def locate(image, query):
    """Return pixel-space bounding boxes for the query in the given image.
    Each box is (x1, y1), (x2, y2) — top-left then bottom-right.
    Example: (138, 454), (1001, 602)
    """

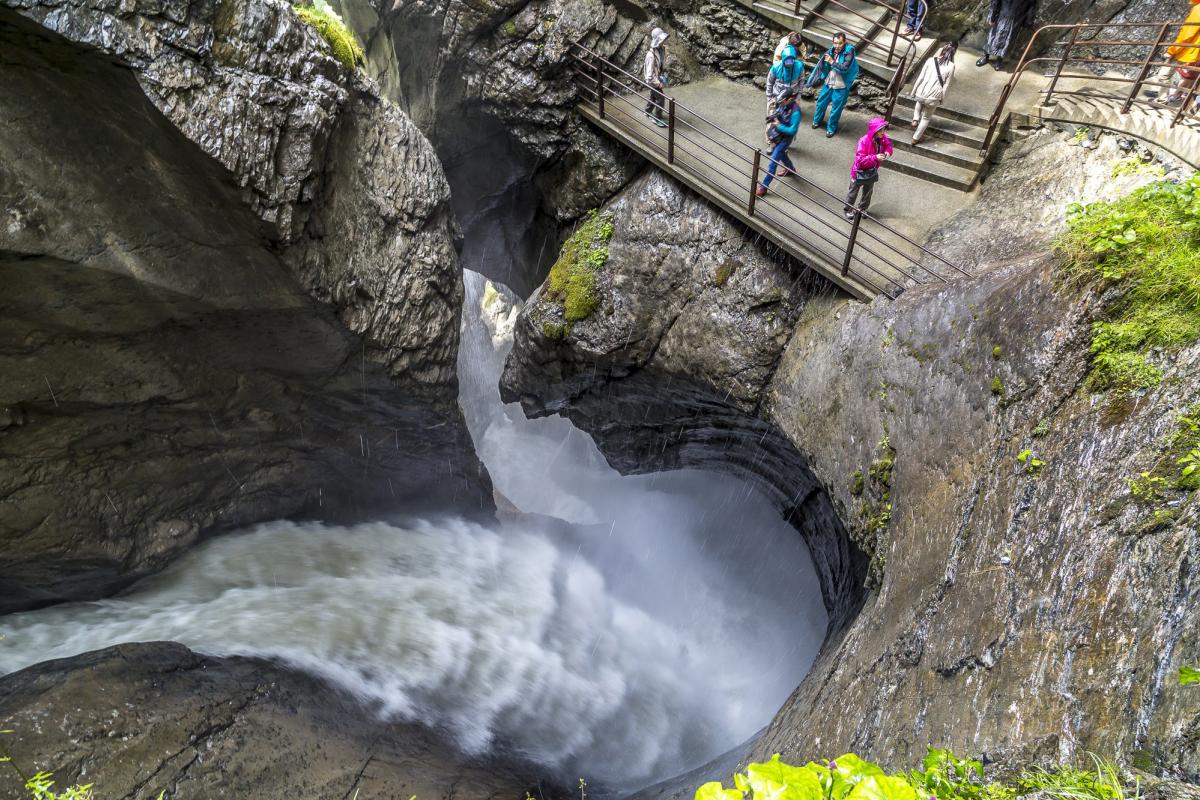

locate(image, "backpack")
(766, 103), (796, 145)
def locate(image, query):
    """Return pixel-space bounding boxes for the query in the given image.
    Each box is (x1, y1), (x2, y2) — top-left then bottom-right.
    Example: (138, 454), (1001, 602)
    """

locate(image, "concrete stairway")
(1030, 84), (1200, 168)
(884, 92), (998, 191)
(734, 0), (937, 83)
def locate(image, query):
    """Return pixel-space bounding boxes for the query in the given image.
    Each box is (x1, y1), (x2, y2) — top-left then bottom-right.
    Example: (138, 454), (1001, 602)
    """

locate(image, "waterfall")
(0, 271), (827, 791)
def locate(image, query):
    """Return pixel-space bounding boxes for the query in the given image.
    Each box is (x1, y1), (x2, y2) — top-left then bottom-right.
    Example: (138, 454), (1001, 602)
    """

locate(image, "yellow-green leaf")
(846, 775), (919, 800)
(695, 783), (742, 800)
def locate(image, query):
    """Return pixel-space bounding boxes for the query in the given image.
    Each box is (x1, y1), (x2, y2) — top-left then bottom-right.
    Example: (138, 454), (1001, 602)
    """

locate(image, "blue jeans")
(904, 0), (925, 31)
(761, 139), (795, 188)
(813, 85), (849, 134)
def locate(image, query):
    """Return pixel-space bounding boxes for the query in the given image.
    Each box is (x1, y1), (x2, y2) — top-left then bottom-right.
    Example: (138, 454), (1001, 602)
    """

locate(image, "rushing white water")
(0, 270), (827, 790)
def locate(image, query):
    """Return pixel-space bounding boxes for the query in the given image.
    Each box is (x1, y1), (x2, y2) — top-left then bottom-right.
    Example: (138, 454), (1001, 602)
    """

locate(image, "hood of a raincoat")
(651, 28), (670, 48)
(867, 116), (890, 137)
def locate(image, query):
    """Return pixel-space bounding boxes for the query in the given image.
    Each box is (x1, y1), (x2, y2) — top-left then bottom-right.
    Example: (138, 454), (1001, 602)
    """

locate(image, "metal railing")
(570, 42), (969, 299)
(980, 20), (1200, 157)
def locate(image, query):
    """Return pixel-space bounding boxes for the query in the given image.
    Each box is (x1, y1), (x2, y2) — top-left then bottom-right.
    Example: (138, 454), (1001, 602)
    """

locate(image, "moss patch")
(713, 260), (735, 287)
(293, 1), (364, 69)
(1057, 174), (1200, 392)
(546, 210), (614, 323)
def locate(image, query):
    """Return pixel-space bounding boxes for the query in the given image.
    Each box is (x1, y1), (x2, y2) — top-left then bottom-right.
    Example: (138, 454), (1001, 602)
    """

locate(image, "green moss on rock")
(293, 1), (364, 69)
(546, 210), (614, 323)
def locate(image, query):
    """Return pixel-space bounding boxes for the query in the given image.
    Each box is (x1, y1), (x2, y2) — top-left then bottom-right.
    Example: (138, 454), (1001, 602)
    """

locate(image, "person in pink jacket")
(843, 117), (893, 219)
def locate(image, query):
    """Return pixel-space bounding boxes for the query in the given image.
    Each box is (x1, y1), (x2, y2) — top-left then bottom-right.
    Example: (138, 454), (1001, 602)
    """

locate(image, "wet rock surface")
(0, 11), (489, 613)
(501, 130), (1200, 775)
(5, 0), (465, 386)
(0, 642), (561, 799)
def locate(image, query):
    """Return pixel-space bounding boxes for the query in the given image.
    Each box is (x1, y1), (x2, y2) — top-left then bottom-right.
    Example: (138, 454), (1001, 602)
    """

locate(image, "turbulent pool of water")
(0, 270), (827, 791)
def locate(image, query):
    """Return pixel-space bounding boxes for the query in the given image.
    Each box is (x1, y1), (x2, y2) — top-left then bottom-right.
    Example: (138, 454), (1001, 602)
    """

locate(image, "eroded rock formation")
(0, 9), (489, 613)
(0, 642), (560, 799)
(500, 130), (1200, 776)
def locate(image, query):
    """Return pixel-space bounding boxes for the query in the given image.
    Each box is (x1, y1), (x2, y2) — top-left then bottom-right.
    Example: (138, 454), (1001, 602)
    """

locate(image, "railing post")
(667, 99), (676, 163)
(886, 3), (902, 67)
(1124, 22), (1172, 114)
(794, 0), (801, 16)
(1043, 26), (1078, 106)
(842, 209), (862, 277)
(595, 57), (606, 119)
(748, 148), (762, 217)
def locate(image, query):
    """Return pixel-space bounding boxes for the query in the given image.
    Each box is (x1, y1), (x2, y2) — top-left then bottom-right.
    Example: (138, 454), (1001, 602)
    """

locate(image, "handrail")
(979, 19), (1200, 157)
(569, 41), (970, 299)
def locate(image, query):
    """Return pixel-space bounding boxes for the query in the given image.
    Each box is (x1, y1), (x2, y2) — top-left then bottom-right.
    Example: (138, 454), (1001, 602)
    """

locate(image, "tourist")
(756, 89), (802, 197)
(844, 117), (892, 219)
(910, 42), (957, 144)
(1147, 0), (1200, 99)
(644, 27), (670, 128)
(902, 0), (927, 40)
(774, 30), (803, 63)
(766, 46), (805, 112)
(975, 0), (1036, 70)
(809, 32), (860, 138)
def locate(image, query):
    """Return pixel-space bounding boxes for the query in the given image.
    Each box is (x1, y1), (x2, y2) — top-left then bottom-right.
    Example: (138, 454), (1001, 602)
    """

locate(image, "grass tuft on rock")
(1058, 173), (1200, 392)
(293, 0), (364, 70)
(546, 210), (614, 323)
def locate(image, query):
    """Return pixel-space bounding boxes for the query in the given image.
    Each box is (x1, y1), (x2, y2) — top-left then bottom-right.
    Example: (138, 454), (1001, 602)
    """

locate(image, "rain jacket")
(851, 117), (893, 177)
(772, 102), (802, 140)
(766, 47), (806, 101)
(808, 42), (860, 90)
(911, 54), (955, 104)
(644, 28), (669, 87)
(1168, 0), (1200, 66)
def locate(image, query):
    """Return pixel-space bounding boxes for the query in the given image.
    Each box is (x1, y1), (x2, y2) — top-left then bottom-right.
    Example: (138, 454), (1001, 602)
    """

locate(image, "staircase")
(883, 86), (1008, 191)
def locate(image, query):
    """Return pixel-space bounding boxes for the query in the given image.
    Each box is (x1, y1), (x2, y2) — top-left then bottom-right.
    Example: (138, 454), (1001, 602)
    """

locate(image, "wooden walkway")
(574, 45), (971, 300)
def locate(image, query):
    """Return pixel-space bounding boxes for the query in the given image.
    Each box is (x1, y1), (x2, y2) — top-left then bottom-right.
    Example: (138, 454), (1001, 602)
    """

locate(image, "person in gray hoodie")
(644, 27), (670, 128)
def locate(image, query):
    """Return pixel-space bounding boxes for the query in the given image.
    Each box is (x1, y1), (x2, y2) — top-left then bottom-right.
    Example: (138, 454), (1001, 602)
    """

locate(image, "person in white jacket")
(644, 27), (670, 128)
(910, 42), (957, 144)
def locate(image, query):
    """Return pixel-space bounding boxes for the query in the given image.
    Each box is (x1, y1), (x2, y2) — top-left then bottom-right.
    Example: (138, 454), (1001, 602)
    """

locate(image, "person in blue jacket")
(766, 45), (805, 112)
(809, 32), (860, 137)
(756, 88), (802, 197)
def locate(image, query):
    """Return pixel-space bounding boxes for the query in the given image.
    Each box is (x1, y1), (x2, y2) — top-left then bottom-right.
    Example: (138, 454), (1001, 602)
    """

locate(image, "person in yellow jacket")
(1147, 0), (1200, 98)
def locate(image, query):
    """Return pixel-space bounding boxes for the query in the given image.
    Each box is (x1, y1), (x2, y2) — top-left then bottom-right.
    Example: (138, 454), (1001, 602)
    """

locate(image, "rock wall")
(0, 9), (489, 613)
(0, 642), (561, 799)
(5, 0), (464, 388)
(499, 130), (1200, 777)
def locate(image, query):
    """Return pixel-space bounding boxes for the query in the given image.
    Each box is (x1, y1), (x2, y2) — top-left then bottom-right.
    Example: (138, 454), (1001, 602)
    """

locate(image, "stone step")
(893, 94), (992, 128)
(1034, 90), (1200, 167)
(889, 100), (989, 149)
(883, 144), (978, 190)
(888, 125), (986, 170)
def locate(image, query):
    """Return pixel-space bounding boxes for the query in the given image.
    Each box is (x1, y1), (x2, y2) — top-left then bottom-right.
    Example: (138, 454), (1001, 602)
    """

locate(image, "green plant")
(850, 469), (865, 496)
(992, 345), (1003, 360)
(2, 731), (165, 800)
(1111, 156), (1165, 180)
(293, 0), (364, 69)
(1017, 756), (1135, 800)
(1073, 126), (1091, 145)
(868, 435), (895, 485)
(991, 377), (1004, 397)
(1057, 174), (1200, 392)
(1017, 449), (1045, 475)
(1128, 471), (1168, 505)
(908, 747), (989, 800)
(1182, 666), (1200, 685)
(1032, 418), (1050, 437)
(547, 210), (615, 322)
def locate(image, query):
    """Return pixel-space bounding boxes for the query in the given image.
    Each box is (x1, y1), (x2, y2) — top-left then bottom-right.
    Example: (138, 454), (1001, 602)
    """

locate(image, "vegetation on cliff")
(697, 748), (1137, 800)
(1059, 173), (1200, 392)
(546, 210), (614, 323)
(293, 0), (364, 69)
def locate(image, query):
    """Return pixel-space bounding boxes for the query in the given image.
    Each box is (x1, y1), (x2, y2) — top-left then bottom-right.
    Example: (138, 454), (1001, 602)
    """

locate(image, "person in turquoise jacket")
(766, 46), (805, 111)
(809, 32), (860, 137)
(756, 89), (802, 196)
